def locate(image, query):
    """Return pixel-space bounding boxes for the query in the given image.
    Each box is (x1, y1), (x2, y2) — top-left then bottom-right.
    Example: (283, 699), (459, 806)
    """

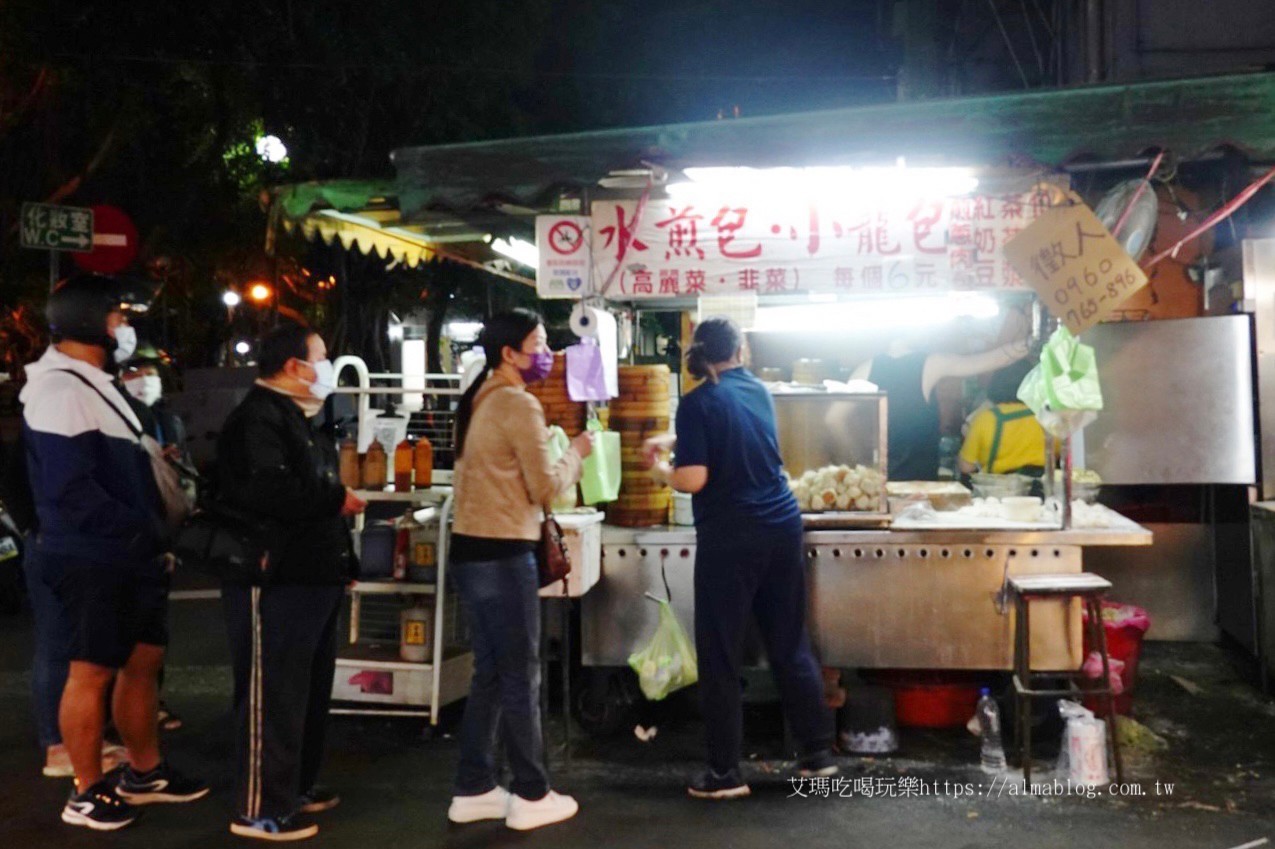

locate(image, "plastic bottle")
(977, 688), (1007, 772)
(413, 436), (433, 489)
(338, 439), (360, 489)
(394, 438), (414, 491)
(399, 601), (433, 662)
(362, 441), (387, 489)
(392, 511), (412, 581)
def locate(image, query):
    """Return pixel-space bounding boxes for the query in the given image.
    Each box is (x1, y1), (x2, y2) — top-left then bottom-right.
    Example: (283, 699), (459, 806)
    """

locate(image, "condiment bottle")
(394, 438), (414, 491)
(392, 508), (419, 582)
(413, 436), (433, 489)
(338, 439), (360, 489)
(362, 441), (387, 489)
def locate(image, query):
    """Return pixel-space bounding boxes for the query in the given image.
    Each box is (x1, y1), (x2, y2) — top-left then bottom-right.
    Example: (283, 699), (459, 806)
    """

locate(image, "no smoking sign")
(535, 215), (592, 299)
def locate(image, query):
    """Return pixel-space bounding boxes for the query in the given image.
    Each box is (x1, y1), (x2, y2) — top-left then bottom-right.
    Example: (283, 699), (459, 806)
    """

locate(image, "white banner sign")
(536, 215), (592, 299)
(588, 186), (1062, 299)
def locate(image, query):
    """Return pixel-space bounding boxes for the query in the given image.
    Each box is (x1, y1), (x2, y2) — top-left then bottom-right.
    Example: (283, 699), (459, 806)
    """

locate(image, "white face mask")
(125, 374), (163, 406)
(304, 358), (336, 400)
(112, 325), (138, 364)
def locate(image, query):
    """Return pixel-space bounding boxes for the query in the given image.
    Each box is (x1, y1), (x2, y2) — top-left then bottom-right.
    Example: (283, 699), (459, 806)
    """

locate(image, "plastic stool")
(1009, 573), (1124, 785)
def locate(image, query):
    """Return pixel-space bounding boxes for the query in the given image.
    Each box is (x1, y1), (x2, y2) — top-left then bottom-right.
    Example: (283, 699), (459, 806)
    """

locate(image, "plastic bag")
(580, 418), (621, 505)
(1018, 327), (1103, 438)
(628, 598), (698, 701)
(545, 426), (578, 511)
(1055, 700), (1109, 786)
(566, 341), (610, 402)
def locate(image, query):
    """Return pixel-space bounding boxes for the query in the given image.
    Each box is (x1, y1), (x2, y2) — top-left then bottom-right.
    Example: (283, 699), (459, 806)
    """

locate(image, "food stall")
(268, 72), (1275, 719)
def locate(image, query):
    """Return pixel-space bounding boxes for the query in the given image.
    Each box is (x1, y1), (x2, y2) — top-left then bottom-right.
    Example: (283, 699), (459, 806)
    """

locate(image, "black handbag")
(172, 501), (278, 585)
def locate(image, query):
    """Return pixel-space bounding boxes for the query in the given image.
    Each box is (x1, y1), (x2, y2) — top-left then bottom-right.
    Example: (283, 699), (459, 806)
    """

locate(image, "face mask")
(303, 358), (336, 400)
(125, 374), (163, 406)
(518, 351), (554, 385)
(112, 325), (137, 364)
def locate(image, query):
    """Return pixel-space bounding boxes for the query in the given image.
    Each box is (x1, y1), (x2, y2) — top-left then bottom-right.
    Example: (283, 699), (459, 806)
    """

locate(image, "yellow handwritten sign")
(1003, 200), (1148, 336)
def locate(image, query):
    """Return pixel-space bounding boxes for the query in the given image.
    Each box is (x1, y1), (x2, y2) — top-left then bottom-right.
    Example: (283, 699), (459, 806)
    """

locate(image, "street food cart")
(267, 72), (1275, 722)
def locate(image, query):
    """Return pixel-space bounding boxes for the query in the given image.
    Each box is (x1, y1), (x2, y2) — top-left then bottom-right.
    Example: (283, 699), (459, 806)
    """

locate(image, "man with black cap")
(21, 273), (207, 831)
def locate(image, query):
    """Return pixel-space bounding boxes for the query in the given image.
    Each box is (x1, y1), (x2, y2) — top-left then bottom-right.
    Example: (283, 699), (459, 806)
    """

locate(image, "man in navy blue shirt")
(646, 317), (835, 800)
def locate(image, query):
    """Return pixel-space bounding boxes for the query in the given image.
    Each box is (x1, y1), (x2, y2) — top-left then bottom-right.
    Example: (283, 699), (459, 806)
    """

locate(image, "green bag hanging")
(580, 418), (621, 505)
(628, 598), (699, 701)
(1017, 326), (1104, 438)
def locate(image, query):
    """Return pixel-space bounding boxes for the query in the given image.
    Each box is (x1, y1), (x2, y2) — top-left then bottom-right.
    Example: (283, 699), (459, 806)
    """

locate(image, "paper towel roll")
(570, 303), (601, 337)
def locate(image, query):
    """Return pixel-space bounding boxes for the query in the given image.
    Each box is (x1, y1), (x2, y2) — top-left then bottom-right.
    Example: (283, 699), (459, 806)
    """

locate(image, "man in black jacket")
(215, 323), (365, 842)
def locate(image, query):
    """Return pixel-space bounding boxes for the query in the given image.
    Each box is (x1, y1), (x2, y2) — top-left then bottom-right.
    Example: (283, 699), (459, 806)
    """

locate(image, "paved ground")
(0, 586), (1272, 849)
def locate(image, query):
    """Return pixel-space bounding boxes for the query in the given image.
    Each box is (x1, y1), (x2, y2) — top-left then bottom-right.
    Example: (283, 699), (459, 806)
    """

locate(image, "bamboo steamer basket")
(617, 364), (670, 388)
(611, 416), (670, 433)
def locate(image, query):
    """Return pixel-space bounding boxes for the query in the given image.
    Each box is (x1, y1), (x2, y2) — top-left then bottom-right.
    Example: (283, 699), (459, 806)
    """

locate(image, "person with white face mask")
(120, 346), (191, 471)
(212, 322), (365, 842)
(21, 274), (208, 830)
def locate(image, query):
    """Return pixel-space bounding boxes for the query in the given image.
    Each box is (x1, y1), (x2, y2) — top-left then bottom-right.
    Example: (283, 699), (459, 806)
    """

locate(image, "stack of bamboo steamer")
(527, 352), (586, 436)
(606, 364), (673, 527)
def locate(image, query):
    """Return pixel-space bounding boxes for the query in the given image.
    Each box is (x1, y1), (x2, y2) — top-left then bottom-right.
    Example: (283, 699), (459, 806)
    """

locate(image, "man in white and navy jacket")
(22, 274), (207, 832)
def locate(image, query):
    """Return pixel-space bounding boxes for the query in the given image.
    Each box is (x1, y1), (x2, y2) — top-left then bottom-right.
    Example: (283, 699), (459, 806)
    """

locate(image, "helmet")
(46, 273), (127, 350)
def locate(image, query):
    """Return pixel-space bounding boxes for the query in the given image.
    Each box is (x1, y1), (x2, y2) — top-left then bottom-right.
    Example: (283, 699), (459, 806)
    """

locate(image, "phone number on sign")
(788, 776), (1173, 800)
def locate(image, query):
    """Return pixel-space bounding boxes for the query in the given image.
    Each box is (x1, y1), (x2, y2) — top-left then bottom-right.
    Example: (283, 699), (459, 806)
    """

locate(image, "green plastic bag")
(580, 418), (621, 505)
(628, 598), (698, 701)
(1018, 326), (1103, 438)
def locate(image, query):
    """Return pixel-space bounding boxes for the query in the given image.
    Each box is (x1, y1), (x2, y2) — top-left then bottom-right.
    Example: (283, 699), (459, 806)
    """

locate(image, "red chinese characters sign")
(590, 187), (1061, 299)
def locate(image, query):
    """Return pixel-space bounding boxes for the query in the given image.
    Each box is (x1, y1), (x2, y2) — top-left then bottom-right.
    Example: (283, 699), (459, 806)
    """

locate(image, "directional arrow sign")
(20, 202), (94, 253)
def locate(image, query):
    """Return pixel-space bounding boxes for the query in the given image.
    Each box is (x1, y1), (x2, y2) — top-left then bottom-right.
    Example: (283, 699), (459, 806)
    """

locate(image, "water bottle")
(977, 688), (1008, 772)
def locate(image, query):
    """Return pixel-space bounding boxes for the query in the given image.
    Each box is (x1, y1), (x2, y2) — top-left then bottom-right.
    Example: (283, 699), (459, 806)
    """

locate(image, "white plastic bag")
(1056, 700), (1109, 786)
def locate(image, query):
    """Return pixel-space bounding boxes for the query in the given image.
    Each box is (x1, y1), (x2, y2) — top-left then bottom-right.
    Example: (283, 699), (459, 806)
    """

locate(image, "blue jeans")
(22, 546), (68, 749)
(451, 551), (549, 801)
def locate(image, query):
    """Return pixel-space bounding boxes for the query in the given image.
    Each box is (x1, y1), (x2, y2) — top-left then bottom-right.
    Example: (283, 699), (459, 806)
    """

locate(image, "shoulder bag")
(56, 370), (193, 530)
(538, 507), (571, 592)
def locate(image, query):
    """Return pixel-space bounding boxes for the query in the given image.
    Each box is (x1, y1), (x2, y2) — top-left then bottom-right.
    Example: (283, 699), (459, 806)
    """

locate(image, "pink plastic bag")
(1081, 652), (1126, 694)
(566, 341), (610, 402)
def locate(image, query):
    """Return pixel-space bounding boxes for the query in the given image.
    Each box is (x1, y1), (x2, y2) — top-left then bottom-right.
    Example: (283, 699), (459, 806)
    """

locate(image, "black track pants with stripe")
(223, 584), (343, 820)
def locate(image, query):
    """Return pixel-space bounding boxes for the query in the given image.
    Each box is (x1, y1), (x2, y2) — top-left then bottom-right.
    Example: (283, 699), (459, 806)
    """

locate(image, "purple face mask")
(519, 351), (555, 384)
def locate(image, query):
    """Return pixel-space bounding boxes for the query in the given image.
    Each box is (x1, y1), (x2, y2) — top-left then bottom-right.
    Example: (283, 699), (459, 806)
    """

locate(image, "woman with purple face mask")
(446, 309), (593, 832)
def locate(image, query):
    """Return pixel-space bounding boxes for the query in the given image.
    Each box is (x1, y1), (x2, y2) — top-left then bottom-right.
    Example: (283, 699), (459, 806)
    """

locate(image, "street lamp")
(248, 283), (273, 304)
(222, 290), (242, 308)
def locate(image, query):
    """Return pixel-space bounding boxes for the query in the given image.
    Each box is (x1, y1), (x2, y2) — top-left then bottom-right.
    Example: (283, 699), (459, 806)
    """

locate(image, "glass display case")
(771, 390), (889, 526)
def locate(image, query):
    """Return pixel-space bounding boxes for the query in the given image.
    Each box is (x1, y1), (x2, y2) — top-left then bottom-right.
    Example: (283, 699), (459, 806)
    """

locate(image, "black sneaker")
(62, 779), (140, 831)
(687, 769), (751, 800)
(797, 750), (840, 778)
(298, 786), (340, 814)
(116, 761), (210, 805)
(230, 814), (319, 842)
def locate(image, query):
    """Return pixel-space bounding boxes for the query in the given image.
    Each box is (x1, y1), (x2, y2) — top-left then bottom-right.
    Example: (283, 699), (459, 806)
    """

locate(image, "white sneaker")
(447, 787), (511, 824)
(505, 790), (579, 831)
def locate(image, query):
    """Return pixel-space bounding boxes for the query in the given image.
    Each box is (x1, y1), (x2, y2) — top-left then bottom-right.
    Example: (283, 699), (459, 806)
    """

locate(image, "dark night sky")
(538, 0), (899, 128)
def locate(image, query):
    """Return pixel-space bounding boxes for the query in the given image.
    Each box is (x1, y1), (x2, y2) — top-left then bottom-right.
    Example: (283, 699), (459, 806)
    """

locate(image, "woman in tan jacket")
(445, 309), (592, 832)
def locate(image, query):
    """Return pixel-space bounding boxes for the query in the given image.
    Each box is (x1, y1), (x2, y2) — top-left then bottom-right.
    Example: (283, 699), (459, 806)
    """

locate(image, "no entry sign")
(73, 204), (139, 274)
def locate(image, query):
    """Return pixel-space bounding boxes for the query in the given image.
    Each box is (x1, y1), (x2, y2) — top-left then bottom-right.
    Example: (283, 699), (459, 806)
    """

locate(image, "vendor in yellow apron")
(958, 362), (1047, 485)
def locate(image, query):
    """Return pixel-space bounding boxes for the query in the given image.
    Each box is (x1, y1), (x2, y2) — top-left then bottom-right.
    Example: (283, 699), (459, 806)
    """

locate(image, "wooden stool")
(1009, 573), (1124, 785)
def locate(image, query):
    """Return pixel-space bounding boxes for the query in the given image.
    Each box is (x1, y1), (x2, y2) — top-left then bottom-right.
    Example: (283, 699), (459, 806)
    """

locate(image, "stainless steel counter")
(586, 510), (1152, 670)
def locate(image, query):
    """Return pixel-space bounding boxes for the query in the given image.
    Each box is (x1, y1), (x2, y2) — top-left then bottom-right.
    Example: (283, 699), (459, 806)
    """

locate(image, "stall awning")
(270, 181), (535, 286)
(390, 72), (1275, 219)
